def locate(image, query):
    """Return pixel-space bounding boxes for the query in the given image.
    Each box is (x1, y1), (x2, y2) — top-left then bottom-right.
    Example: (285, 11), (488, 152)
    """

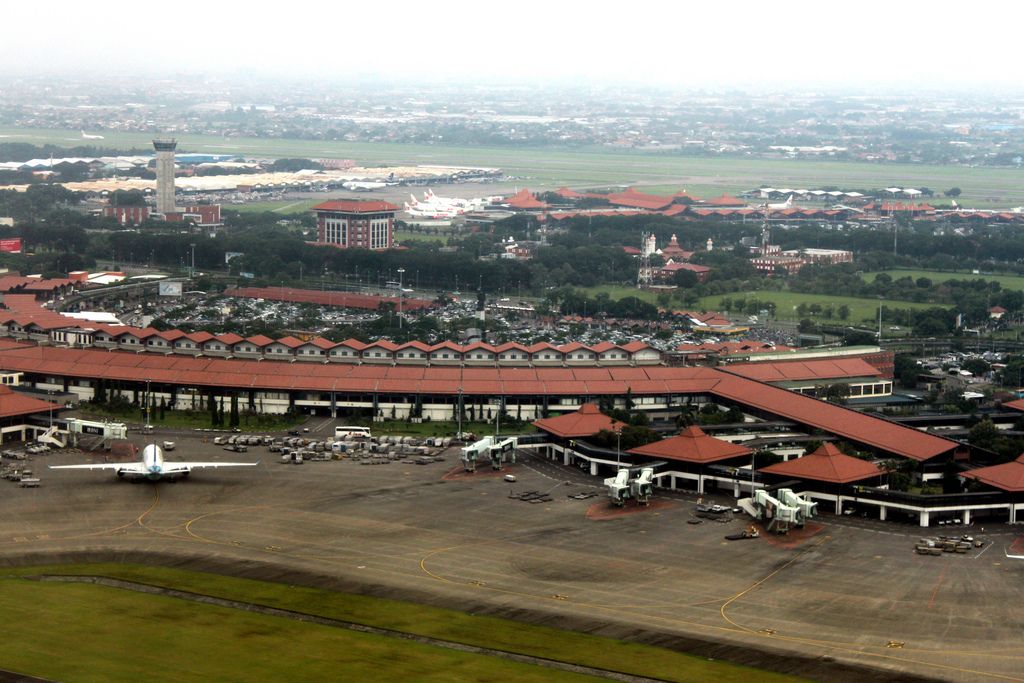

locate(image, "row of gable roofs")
(0, 295), (659, 358)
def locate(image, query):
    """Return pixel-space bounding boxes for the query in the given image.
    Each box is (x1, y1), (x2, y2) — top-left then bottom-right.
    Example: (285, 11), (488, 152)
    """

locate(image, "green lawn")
(576, 284), (942, 324)
(229, 199), (321, 214)
(0, 577), (591, 682)
(861, 268), (1024, 291)
(2, 565), (806, 683)
(6, 125), (1024, 207)
(395, 229), (449, 244)
(77, 405), (305, 431)
(695, 290), (943, 324)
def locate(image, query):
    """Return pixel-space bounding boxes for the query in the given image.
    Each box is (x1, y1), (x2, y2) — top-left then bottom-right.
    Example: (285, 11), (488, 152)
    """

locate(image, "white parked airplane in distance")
(342, 181), (388, 191)
(766, 195), (793, 210)
(49, 443), (258, 482)
(81, 130), (105, 140)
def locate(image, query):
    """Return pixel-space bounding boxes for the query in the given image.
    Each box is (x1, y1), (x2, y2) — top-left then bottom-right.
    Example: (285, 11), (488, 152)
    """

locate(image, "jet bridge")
(604, 469), (631, 507)
(630, 467), (654, 505)
(739, 488), (817, 533)
(604, 467), (655, 507)
(461, 435), (518, 472)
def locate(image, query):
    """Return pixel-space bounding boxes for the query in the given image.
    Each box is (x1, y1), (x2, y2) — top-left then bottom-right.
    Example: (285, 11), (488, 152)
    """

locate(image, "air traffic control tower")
(152, 138), (178, 214)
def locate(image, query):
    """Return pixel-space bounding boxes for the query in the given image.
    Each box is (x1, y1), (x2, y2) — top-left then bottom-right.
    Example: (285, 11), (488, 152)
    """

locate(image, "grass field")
(228, 199), (321, 214)
(861, 268), (1024, 291)
(5, 125), (1024, 207)
(578, 284), (942, 324)
(395, 230), (449, 244)
(694, 290), (942, 324)
(0, 564), (805, 683)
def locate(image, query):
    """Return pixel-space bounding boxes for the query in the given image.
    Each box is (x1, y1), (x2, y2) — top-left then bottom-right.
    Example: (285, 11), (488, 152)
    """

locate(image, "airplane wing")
(50, 462), (147, 474)
(160, 461), (259, 474)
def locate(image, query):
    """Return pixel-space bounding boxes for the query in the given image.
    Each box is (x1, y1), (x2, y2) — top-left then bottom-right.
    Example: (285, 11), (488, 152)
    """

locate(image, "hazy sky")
(5, 0), (1022, 90)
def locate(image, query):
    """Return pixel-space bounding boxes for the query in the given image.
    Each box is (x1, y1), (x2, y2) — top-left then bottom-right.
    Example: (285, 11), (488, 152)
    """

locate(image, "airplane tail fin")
(952, 199), (959, 209)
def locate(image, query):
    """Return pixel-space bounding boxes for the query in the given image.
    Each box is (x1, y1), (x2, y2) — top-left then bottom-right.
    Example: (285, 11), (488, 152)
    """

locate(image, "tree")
(944, 187), (962, 198)
(229, 395), (240, 430)
(837, 304), (850, 321)
(825, 383), (851, 405)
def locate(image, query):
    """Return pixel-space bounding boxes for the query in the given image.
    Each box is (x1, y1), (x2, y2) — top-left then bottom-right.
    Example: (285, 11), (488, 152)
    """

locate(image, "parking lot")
(0, 428), (1022, 682)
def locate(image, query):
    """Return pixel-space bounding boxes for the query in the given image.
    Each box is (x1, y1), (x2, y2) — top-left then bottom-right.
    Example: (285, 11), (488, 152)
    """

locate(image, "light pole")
(457, 386), (463, 439)
(47, 389), (53, 428)
(397, 268), (405, 329)
(190, 243), (195, 278)
(615, 427), (622, 472)
(145, 380), (151, 427)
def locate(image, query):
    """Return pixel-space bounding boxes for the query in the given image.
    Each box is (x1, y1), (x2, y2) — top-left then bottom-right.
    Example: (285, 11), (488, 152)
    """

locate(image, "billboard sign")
(158, 281), (183, 297)
(0, 238), (22, 253)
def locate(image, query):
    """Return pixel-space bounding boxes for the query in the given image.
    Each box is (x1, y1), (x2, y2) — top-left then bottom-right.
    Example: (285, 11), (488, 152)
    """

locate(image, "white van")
(335, 426), (372, 440)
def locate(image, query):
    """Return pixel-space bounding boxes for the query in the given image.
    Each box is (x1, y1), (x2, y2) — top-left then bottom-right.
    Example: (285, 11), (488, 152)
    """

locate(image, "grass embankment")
(0, 564), (805, 683)
(77, 405), (306, 431)
(5, 125), (1024, 207)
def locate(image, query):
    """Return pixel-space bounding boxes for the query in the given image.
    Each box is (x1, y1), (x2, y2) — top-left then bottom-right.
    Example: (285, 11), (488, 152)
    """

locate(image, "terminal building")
(311, 200), (398, 250)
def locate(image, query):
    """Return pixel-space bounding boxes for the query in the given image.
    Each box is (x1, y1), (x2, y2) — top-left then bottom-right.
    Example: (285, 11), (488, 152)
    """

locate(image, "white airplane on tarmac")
(49, 443), (258, 482)
(403, 189), (488, 218)
(766, 195), (793, 210)
(80, 130), (105, 140)
(342, 181), (389, 191)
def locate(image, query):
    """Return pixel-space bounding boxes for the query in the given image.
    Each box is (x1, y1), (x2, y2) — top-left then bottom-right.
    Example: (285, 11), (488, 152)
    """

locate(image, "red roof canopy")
(760, 443), (883, 484)
(704, 193), (746, 207)
(628, 425), (751, 464)
(0, 385), (60, 419)
(607, 187), (674, 211)
(960, 454), (1024, 492)
(506, 189), (548, 210)
(532, 403), (626, 438)
(723, 358), (882, 383)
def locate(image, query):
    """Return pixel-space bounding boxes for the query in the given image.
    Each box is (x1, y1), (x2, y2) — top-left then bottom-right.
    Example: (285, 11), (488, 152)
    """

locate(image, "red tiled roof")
(273, 336), (304, 349)
(306, 337), (336, 350)
(677, 341), (793, 356)
(606, 187), (674, 211)
(0, 385), (60, 419)
(244, 335), (275, 347)
(0, 344), (957, 461)
(532, 403), (627, 438)
(505, 189), (548, 210)
(708, 374), (951, 461)
(760, 443), (884, 484)
(723, 359), (882, 382)
(215, 333), (244, 345)
(157, 329), (187, 342)
(704, 194), (746, 207)
(960, 455), (1024, 492)
(311, 200), (398, 213)
(629, 425), (751, 463)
